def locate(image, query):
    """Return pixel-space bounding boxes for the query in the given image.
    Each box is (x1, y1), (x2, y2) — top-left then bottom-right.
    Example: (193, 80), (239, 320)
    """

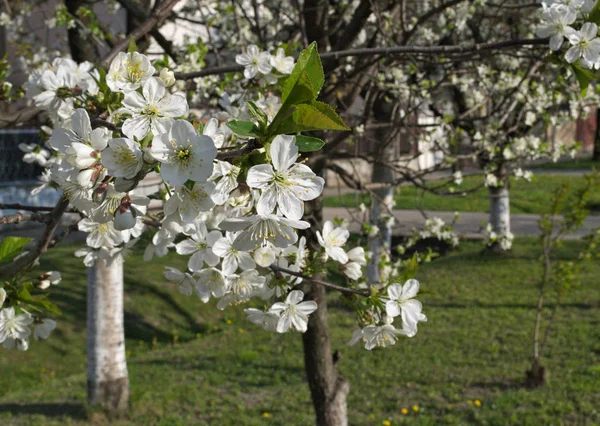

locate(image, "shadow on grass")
(0, 403), (87, 419)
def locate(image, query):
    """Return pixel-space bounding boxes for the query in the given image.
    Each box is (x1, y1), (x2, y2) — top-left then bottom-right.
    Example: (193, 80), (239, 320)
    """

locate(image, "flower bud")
(114, 207), (137, 231)
(93, 183), (109, 204)
(159, 68), (176, 87)
(37, 271), (61, 289)
(253, 246), (276, 267)
(77, 168), (96, 188)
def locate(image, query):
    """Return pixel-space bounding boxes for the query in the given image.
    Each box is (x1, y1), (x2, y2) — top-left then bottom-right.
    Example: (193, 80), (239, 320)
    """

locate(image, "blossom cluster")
(2, 46), (427, 351)
(0, 272), (59, 351)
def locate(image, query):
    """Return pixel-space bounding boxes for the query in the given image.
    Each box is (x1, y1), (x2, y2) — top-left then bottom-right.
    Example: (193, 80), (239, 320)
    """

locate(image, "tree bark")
(593, 107), (600, 162)
(301, 173), (349, 426)
(65, 0), (102, 62)
(87, 257), (130, 416)
(302, 282), (350, 426)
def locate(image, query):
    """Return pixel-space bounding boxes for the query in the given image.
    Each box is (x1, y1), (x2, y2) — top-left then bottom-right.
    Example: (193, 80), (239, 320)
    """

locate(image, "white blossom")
(269, 290), (317, 333)
(247, 135), (324, 220)
(316, 221), (349, 263)
(151, 120), (217, 185)
(121, 77), (188, 140)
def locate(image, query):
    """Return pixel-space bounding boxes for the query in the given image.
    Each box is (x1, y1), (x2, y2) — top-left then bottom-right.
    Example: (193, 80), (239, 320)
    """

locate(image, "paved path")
(323, 207), (600, 240)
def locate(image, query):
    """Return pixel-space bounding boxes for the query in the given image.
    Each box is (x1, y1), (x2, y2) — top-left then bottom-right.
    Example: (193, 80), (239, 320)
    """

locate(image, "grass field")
(534, 158), (600, 171)
(323, 174), (600, 215)
(0, 239), (599, 425)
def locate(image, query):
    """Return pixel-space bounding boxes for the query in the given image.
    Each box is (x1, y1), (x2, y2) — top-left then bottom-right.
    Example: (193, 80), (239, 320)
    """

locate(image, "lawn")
(534, 157), (600, 171)
(0, 239), (599, 425)
(323, 174), (600, 215)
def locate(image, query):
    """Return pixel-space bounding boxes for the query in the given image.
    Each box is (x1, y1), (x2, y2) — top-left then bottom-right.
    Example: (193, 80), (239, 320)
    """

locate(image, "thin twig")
(270, 265), (370, 296)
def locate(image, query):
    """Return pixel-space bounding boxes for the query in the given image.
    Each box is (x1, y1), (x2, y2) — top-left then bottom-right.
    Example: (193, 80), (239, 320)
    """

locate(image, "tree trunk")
(87, 257), (130, 416)
(593, 107), (600, 162)
(301, 182), (349, 426)
(302, 282), (350, 426)
(488, 185), (510, 237)
(367, 165), (394, 283)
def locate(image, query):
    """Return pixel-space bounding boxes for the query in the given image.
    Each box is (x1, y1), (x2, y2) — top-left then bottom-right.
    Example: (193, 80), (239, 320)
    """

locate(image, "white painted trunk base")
(87, 257), (129, 414)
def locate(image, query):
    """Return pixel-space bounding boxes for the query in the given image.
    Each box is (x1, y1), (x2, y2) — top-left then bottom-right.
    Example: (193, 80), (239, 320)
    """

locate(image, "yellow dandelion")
(467, 399), (473, 405)
(263, 412), (271, 418)
(382, 420), (391, 426)
(226, 319), (233, 325)
(401, 407), (409, 415)
(238, 328), (245, 333)
(369, 413), (375, 420)
(475, 400), (482, 407)
(412, 405), (419, 412)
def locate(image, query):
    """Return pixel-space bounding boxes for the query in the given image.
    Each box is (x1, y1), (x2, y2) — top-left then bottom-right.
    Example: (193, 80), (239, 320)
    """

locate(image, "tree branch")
(174, 38), (548, 80)
(270, 265), (370, 296)
(0, 197), (70, 279)
(0, 106), (42, 129)
(100, 0), (181, 68)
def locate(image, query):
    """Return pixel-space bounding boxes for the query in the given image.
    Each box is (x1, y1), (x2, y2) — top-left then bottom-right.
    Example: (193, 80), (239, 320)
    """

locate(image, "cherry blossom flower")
(220, 214), (310, 251)
(107, 52), (156, 93)
(121, 77), (188, 140)
(385, 279), (427, 336)
(244, 308), (280, 332)
(33, 319), (56, 340)
(216, 270), (266, 309)
(78, 218), (124, 249)
(269, 290), (318, 333)
(235, 45), (272, 79)
(212, 232), (256, 274)
(164, 182), (216, 223)
(316, 221), (349, 263)
(270, 48), (294, 74)
(537, 5), (576, 51)
(151, 120), (217, 185)
(565, 22), (600, 64)
(101, 138), (144, 179)
(175, 222), (221, 272)
(0, 308), (33, 345)
(164, 267), (196, 296)
(247, 135), (324, 220)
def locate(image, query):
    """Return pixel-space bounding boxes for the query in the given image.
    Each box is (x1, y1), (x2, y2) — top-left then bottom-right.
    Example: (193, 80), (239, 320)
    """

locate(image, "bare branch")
(270, 265), (370, 296)
(100, 0), (182, 69)
(0, 106), (42, 129)
(174, 38), (548, 80)
(0, 197), (70, 279)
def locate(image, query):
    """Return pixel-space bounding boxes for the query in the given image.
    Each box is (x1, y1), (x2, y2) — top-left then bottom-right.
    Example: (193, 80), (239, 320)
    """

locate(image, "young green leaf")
(274, 102), (350, 134)
(0, 237), (33, 264)
(282, 42), (324, 102)
(295, 135), (325, 152)
(226, 120), (261, 138)
(128, 36), (138, 53)
(246, 101), (268, 130)
(571, 63), (596, 97)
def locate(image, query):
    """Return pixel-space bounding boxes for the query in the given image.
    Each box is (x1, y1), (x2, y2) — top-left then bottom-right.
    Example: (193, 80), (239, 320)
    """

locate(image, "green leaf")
(275, 101), (350, 134)
(246, 101), (268, 130)
(128, 36), (138, 53)
(571, 64), (596, 96)
(589, 2), (600, 25)
(281, 42), (324, 103)
(226, 120), (261, 138)
(295, 135), (325, 152)
(0, 237), (32, 264)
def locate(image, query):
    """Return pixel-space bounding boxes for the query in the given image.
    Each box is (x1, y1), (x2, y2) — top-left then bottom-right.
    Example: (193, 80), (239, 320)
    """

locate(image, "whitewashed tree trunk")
(489, 185), (511, 237)
(367, 170), (394, 283)
(87, 257), (130, 415)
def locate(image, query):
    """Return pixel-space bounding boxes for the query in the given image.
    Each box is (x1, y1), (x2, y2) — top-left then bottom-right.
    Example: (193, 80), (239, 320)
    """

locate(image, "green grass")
(323, 174), (600, 215)
(1, 239), (599, 425)
(535, 157), (600, 171)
